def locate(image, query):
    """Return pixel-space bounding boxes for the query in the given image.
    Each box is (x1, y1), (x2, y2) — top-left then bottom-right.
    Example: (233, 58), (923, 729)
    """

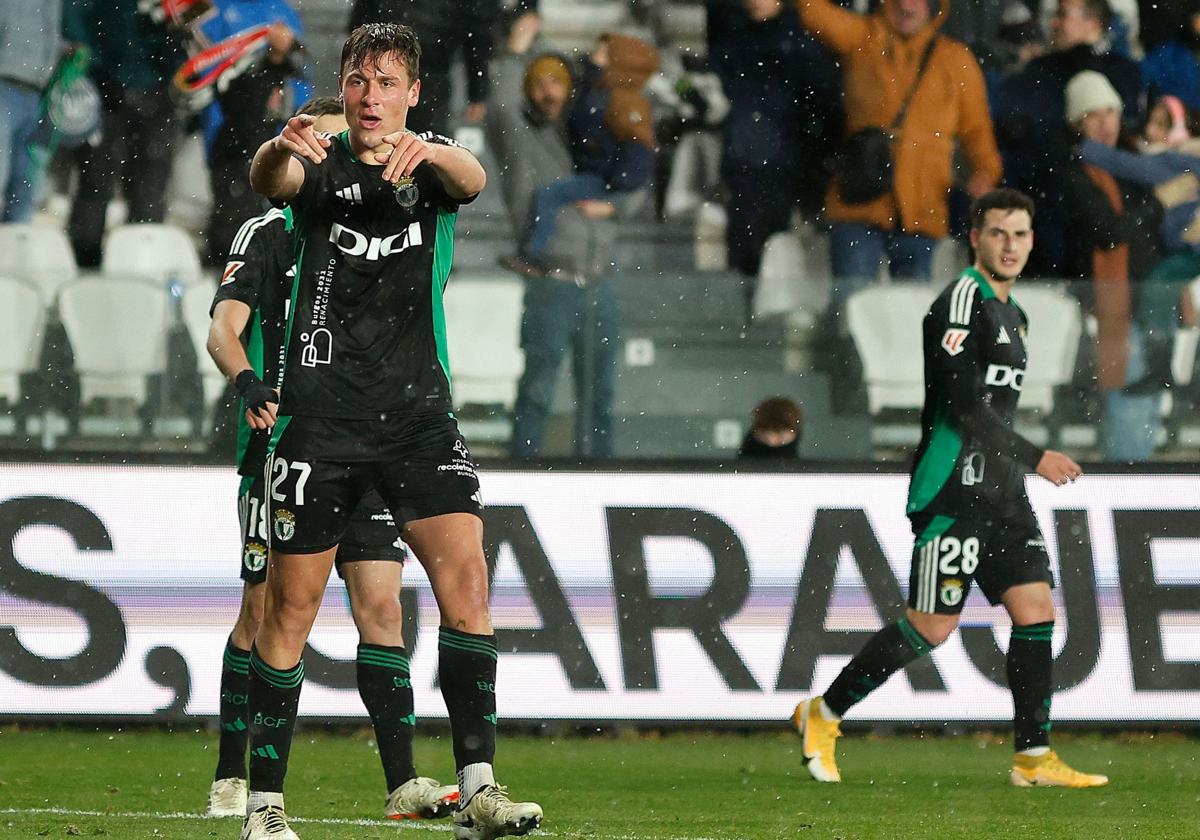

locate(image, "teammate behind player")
(792, 189), (1109, 789)
(206, 97), (459, 825)
(241, 24), (541, 840)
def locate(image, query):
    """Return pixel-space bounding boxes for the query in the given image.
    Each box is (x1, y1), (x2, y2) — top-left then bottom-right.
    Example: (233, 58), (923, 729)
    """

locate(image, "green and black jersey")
(210, 207), (294, 477)
(278, 130), (471, 420)
(907, 268), (1045, 524)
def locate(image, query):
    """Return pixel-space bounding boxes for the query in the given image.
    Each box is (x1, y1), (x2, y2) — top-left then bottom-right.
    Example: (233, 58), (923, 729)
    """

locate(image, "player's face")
(971, 209), (1034, 282)
(340, 51), (420, 148)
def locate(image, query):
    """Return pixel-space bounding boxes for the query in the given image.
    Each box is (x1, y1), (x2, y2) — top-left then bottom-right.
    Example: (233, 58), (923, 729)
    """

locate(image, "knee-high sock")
(1008, 622), (1054, 751)
(357, 643), (416, 792)
(215, 638), (251, 781)
(437, 627), (498, 778)
(823, 618), (934, 717)
(247, 646), (304, 794)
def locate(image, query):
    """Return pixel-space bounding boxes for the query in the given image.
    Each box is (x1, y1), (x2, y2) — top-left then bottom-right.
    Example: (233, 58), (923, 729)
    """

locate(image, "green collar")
(961, 267), (996, 300)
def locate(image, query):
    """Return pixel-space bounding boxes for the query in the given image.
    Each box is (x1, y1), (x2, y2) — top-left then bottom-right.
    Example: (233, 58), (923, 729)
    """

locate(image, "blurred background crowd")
(3, 0), (1200, 463)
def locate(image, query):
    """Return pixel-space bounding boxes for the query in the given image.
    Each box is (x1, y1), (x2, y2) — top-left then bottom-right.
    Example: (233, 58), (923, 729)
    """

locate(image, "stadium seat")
(1013, 285), (1083, 416)
(442, 276), (525, 410)
(180, 282), (228, 423)
(0, 223), (79, 307)
(0, 275), (46, 408)
(846, 284), (939, 414)
(754, 222), (832, 323)
(58, 276), (171, 409)
(101, 223), (203, 288)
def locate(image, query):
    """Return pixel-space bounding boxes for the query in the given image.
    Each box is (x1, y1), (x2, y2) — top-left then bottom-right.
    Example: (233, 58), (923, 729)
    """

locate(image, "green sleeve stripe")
(907, 409), (963, 514)
(430, 208), (457, 397)
(914, 515), (957, 548)
(897, 617), (934, 656)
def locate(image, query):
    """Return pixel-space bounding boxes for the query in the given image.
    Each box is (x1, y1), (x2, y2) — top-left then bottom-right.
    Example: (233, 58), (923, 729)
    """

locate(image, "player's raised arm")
(376, 131), (486, 200)
(249, 114), (331, 201)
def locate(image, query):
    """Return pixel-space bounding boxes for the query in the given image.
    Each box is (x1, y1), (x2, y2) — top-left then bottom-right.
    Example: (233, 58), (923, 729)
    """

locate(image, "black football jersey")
(211, 207), (294, 476)
(278, 130), (470, 419)
(907, 268), (1045, 522)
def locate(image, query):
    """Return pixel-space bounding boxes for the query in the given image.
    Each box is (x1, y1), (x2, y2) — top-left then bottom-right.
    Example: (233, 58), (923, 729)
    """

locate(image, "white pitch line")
(0, 807), (726, 840)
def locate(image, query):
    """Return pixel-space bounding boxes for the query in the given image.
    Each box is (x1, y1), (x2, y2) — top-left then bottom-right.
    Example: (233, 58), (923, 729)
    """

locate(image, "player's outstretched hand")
(1036, 450), (1082, 487)
(275, 114), (330, 164)
(376, 131), (439, 184)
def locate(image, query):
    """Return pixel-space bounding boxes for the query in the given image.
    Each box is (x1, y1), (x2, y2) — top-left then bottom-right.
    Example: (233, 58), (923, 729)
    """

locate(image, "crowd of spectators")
(5, 0), (1200, 461)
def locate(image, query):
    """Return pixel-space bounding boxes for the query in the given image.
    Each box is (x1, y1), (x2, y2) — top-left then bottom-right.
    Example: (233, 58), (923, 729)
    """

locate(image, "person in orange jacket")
(795, 0), (1002, 302)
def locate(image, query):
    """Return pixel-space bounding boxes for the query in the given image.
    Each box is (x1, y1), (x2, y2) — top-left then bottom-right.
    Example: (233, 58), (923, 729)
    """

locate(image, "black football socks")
(247, 646), (304, 793)
(357, 643), (417, 792)
(1009, 621), (1054, 752)
(823, 618), (935, 718)
(215, 638), (252, 781)
(438, 627), (498, 799)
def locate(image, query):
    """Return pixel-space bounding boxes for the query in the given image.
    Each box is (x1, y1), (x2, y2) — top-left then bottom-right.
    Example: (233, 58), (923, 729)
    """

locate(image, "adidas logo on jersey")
(335, 183), (364, 204)
(997, 326), (1011, 344)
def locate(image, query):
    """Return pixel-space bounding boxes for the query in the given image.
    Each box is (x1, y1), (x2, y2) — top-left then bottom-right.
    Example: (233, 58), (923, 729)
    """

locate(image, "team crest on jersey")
(221, 261), (245, 285)
(940, 578), (964, 606)
(273, 509), (296, 542)
(243, 540), (267, 572)
(941, 328), (970, 356)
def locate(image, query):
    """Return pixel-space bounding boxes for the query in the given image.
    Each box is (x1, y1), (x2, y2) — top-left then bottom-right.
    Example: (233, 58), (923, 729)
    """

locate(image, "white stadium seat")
(0, 223), (79, 307)
(181, 282), (228, 418)
(442, 276), (525, 410)
(102, 223), (203, 288)
(1012, 285), (1083, 415)
(0, 276), (46, 405)
(58, 276), (171, 407)
(846, 284), (939, 415)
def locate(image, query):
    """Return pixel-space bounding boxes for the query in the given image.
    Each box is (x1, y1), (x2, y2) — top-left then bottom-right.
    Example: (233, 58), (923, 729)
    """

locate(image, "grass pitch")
(0, 727), (1196, 839)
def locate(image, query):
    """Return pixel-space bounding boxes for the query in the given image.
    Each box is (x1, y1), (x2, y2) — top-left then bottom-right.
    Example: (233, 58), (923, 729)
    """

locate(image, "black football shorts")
(263, 412), (482, 555)
(906, 514), (1055, 614)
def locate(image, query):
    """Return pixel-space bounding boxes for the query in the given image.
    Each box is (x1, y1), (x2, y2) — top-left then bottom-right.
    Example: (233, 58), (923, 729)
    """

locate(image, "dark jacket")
(569, 34), (659, 192)
(63, 0), (179, 98)
(348, 0), (497, 102)
(995, 43), (1144, 275)
(706, 0), (840, 172)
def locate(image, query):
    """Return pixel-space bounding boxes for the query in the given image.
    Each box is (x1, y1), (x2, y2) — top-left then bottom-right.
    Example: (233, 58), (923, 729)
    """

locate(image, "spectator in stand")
(1142, 0), (1200, 112)
(1078, 94), (1200, 383)
(795, 0), (1001, 302)
(737, 396), (803, 459)
(348, 0), (500, 135)
(980, 1), (1046, 107)
(200, 0), (309, 265)
(995, 0), (1143, 278)
(488, 51), (624, 458)
(500, 32), (659, 279)
(63, 0), (181, 267)
(1062, 71), (1164, 461)
(706, 0), (841, 283)
(0, 0), (62, 222)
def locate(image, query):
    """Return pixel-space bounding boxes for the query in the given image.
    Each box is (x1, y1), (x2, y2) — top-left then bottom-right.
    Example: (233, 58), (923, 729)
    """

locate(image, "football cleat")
(1009, 751), (1109, 788)
(385, 776), (460, 820)
(240, 805), (299, 839)
(792, 697), (842, 783)
(207, 777), (248, 817)
(453, 784), (542, 839)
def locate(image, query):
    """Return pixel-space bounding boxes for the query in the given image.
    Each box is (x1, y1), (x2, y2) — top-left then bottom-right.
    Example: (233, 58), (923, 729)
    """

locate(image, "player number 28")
(938, 536), (980, 575)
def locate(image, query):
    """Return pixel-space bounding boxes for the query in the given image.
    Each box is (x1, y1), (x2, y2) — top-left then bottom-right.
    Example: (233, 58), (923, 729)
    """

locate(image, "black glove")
(235, 369), (278, 415)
